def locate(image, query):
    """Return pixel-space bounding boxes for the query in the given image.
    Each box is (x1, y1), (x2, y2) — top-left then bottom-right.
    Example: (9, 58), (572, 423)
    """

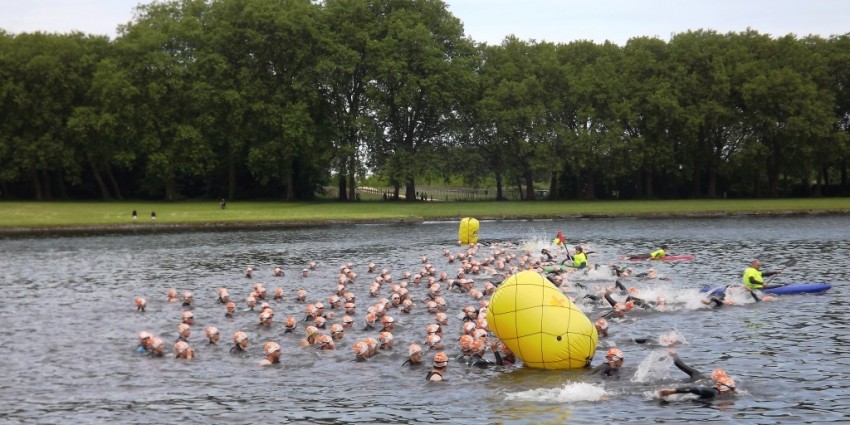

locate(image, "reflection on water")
(1, 216), (849, 423)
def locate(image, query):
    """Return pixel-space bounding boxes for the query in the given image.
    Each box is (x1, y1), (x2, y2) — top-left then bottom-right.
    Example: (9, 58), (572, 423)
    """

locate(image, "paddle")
(764, 258), (797, 287)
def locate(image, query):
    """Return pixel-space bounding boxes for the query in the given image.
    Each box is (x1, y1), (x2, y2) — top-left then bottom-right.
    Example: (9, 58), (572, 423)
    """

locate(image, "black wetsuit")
(589, 363), (620, 378)
(402, 359), (421, 367)
(667, 386), (722, 400)
(467, 354), (494, 368)
(425, 370), (445, 381)
(230, 345), (245, 355)
(671, 355), (705, 382)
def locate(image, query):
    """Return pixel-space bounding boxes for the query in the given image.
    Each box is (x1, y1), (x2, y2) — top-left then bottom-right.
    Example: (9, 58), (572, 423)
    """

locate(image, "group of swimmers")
(134, 235), (781, 398)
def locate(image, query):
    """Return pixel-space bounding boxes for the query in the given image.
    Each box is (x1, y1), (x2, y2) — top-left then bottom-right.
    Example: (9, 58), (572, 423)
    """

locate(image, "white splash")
(505, 382), (609, 403)
(631, 349), (675, 383)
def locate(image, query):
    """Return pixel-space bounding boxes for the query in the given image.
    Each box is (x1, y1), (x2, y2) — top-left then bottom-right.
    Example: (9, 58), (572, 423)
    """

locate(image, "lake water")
(1, 216), (848, 424)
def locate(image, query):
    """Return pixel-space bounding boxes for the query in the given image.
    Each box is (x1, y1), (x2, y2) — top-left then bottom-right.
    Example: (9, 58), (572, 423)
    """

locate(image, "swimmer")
(302, 268), (310, 277)
(300, 326), (320, 347)
(462, 306), (478, 322)
(379, 332), (394, 350)
(259, 310), (274, 326)
(309, 261), (317, 271)
(467, 339), (494, 368)
(225, 301), (236, 318)
(314, 316), (326, 329)
(149, 338), (166, 357)
(352, 341), (370, 361)
(328, 295), (341, 309)
(135, 297), (146, 312)
(381, 316), (395, 332)
(365, 337), (379, 357)
(295, 289), (307, 303)
(273, 287), (283, 301)
(137, 331), (154, 353)
(205, 326), (220, 344)
(260, 342), (281, 366)
(330, 323), (345, 340)
(343, 292), (356, 304)
(342, 315), (354, 329)
(363, 313), (378, 331)
(245, 266), (253, 278)
(246, 295), (257, 310)
(424, 334), (444, 351)
(343, 302), (356, 315)
(283, 316), (297, 333)
(492, 341), (516, 366)
(659, 372), (736, 400)
(231, 331), (249, 354)
(427, 323), (443, 338)
(176, 323), (191, 343)
(273, 267), (283, 277)
(426, 352), (449, 381)
(403, 344), (423, 366)
(590, 347), (624, 378)
(181, 310), (194, 325)
(461, 322), (476, 336)
(174, 341), (195, 359)
(595, 318), (609, 337)
(217, 288), (230, 304)
(317, 334), (336, 350)
(181, 291), (193, 307)
(165, 288), (178, 303)
(457, 334), (474, 361)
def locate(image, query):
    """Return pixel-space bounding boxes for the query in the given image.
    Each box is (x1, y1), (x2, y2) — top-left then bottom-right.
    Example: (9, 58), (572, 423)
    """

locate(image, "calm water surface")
(1, 216), (849, 424)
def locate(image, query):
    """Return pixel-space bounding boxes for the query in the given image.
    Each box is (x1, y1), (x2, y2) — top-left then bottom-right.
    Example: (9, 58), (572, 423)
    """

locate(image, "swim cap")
(177, 323), (191, 334)
(151, 338), (165, 351)
(434, 313), (447, 323)
(314, 302), (325, 310)
(181, 311), (194, 321)
(624, 301), (635, 311)
(462, 322), (476, 334)
(174, 341), (189, 354)
(715, 376), (735, 391)
(135, 297), (146, 308)
(259, 311), (272, 322)
(379, 332), (393, 343)
(365, 338), (378, 350)
(711, 368), (728, 380)
(352, 341), (368, 355)
(317, 334), (333, 346)
(342, 315), (353, 325)
(471, 338), (486, 354)
(263, 341), (280, 355)
(408, 344), (422, 356)
(365, 313), (377, 324)
(427, 324), (442, 335)
(233, 331), (248, 343)
(182, 291), (193, 300)
(314, 317), (326, 326)
(472, 329), (488, 340)
(606, 348), (624, 361)
(330, 324), (344, 335)
(226, 301), (236, 310)
(425, 334), (442, 346)
(459, 335), (473, 350)
(138, 331), (153, 342)
(328, 295), (340, 304)
(595, 318), (608, 330)
(433, 351), (448, 366)
(381, 316), (394, 325)
(305, 326), (319, 337)
(205, 326), (219, 338)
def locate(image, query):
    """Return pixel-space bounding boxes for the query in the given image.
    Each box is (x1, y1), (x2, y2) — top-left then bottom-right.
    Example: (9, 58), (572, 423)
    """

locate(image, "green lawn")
(0, 198), (848, 230)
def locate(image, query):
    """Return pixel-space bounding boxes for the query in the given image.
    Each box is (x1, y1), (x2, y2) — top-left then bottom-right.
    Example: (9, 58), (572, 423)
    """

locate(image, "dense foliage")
(1, 0), (848, 200)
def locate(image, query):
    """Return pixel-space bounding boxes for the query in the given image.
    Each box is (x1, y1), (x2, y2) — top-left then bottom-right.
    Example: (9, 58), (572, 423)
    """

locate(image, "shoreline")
(2, 208), (848, 237)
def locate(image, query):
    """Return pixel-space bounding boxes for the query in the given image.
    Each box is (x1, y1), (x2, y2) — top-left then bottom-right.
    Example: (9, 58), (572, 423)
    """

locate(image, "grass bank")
(0, 198), (848, 234)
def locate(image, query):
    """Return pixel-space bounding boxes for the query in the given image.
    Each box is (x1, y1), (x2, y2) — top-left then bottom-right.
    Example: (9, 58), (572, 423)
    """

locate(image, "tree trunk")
(285, 168), (295, 201)
(347, 167), (356, 201)
(585, 171), (596, 200)
(107, 168), (123, 200)
(405, 177), (416, 202)
(549, 174), (558, 200)
(495, 172), (504, 201)
(56, 170), (69, 199)
(392, 184), (400, 201)
(524, 172), (535, 201)
(32, 170), (43, 200)
(165, 179), (177, 201)
(90, 160), (111, 200)
(707, 167), (717, 198)
(338, 172), (347, 201)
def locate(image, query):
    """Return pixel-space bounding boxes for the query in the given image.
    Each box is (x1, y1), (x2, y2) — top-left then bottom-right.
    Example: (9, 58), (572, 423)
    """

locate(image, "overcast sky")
(0, 0), (847, 45)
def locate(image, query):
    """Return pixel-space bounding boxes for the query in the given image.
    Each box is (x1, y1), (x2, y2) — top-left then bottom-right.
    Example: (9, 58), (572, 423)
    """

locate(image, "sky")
(0, 0), (847, 45)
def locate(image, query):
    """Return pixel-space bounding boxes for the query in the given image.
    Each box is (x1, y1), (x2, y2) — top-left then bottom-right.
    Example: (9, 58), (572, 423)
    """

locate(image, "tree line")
(1, 0), (848, 201)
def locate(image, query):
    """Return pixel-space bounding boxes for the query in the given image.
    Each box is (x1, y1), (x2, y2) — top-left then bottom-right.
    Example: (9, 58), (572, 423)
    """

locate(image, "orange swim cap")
(379, 331), (393, 343)
(263, 341), (281, 355)
(458, 334), (473, 350)
(174, 341), (189, 354)
(330, 324), (344, 335)
(606, 348), (624, 361)
(408, 344), (422, 356)
(305, 326), (319, 337)
(715, 376), (736, 391)
(233, 331), (248, 344)
(205, 326), (219, 338)
(352, 341), (368, 355)
(433, 351), (448, 366)
(595, 318), (608, 330)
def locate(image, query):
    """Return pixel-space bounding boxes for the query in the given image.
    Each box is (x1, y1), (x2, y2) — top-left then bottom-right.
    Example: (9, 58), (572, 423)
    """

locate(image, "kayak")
(701, 283), (832, 296)
(621, 255), (695, 262)
(543, 265), (572, 272)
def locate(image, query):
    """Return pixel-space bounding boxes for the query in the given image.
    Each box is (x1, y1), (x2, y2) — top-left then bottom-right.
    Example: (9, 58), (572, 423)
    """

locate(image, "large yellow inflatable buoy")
(458, 217), (479, 245)
(486, 270), (597, 369)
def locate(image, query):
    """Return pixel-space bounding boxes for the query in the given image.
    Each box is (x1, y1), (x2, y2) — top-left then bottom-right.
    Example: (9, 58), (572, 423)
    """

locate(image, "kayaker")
(650, 245), (668, 260)
(573, 246), (589, 269)
(742, 259), (782, 301)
